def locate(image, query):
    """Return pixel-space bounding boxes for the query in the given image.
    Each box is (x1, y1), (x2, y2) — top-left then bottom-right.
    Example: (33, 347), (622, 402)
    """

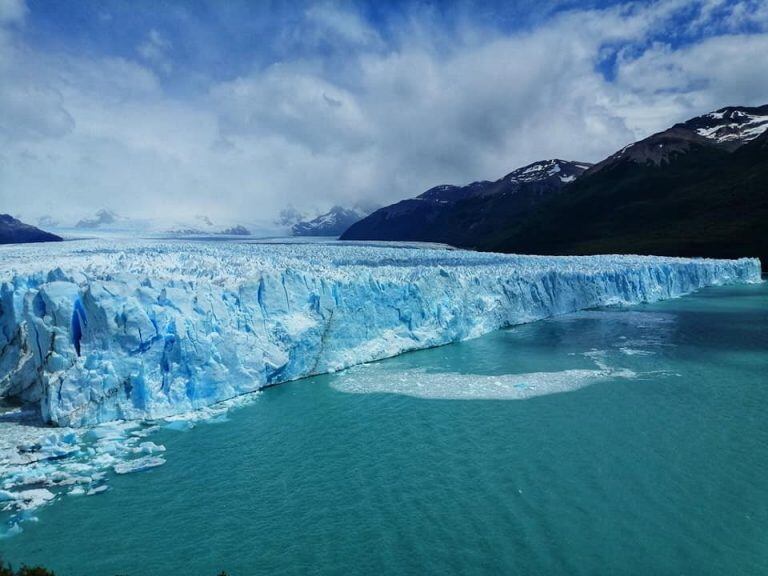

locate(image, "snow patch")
(695, 113), (768, 143)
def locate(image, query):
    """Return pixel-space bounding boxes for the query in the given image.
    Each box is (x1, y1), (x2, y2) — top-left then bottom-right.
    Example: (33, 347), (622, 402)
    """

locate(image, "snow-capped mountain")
(415, 160), (591, 203)
(488, 104), (768, 266)
(75, 209), (121, 229)
(340, 159), (591, 243)
(504, 159), (592, 185)
(591, 104), (768, 172)
(685, 105), (768, 145)
(292, 205), (373, 236)
(343, 103), (767, 265)
(0, 214), (62, 244)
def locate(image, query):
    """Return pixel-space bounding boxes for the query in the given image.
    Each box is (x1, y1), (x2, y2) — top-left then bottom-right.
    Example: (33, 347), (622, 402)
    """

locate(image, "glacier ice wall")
(0, 240), (761, 426)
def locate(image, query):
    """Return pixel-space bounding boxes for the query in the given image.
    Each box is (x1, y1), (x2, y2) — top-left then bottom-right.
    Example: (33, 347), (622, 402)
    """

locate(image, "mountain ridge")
(292, 205), (373, 236)
(0, 215), (63, 245)
(342, 103), (767, 266)
(485, 107), (768, 266)
(340, 159), (591, 244)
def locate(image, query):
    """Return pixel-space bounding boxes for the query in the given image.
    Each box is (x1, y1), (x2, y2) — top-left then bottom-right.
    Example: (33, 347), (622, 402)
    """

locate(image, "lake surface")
(2, 282), (767, 575)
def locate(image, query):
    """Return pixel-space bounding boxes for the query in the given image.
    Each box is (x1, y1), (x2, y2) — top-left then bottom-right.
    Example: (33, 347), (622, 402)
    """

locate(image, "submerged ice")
(0, 239), (761, 427)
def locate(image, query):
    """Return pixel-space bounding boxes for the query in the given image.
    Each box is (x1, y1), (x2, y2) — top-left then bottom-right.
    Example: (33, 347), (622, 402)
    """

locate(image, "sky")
(1, 0), (767, 229)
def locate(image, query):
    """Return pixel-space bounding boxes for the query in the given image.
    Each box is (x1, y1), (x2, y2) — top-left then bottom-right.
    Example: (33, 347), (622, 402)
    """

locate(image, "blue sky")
(1, 0), (767, 229)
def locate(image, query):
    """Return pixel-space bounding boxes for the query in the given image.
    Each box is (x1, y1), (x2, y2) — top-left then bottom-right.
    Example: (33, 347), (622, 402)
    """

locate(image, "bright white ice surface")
(0, 239), (761, 426)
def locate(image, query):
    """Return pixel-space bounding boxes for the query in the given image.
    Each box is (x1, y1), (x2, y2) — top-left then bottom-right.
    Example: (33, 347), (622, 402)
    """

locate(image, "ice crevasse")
(0, 240), (761, 427)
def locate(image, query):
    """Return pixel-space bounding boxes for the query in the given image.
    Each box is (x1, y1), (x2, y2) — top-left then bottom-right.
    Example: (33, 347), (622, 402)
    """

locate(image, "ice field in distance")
(0, 239), (761, 427)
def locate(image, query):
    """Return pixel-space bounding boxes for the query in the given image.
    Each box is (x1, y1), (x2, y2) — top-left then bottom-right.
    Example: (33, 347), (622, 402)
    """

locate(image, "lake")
(2, 281), (767, 575)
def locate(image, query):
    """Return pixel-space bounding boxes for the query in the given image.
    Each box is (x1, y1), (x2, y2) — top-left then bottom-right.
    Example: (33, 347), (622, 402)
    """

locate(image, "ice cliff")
(0, 240), (761, 427)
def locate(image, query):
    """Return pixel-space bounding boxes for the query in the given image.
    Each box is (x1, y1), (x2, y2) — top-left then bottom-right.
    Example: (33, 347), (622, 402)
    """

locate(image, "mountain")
(292, 205), (373, 236)
(589, 105), (768, 172)
(220, 225), (251, 236)
(0, 214), (62, 244)
(485, 105), (768, 265)
(75, 209), (120, 229)
(340, 159), (591, 244)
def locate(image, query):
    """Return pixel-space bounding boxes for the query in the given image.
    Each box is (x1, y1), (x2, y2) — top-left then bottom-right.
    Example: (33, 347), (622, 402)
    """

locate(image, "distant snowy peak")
(75, 209), (121, 229)
(683, 105), (768, 145)
(291, 205), (372, 236)
(341, 158), (591, 243)
(504, 159), (592, 184)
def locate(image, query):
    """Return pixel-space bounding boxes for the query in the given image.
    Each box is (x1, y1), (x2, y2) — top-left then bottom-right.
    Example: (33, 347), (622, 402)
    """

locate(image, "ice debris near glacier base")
(0, 410), (154, 533)
(0, 239), (761, 427)
(0, 391), (259, 533)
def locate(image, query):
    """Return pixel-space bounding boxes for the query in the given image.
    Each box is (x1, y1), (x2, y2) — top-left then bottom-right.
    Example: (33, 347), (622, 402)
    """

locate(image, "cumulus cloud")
(1, 0), (766, 228)
(211, 63), (373, 153)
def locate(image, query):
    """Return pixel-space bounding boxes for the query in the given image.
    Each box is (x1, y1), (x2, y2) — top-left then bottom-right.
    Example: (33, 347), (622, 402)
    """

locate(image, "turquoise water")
(2, 283), (767, 575)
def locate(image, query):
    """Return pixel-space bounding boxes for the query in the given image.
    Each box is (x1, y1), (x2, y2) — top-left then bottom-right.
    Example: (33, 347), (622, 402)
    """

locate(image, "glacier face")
(0, 239), (761, 427)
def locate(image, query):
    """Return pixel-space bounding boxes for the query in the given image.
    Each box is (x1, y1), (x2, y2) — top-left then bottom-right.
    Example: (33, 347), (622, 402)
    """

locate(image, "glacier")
(0, 239), (761, 427)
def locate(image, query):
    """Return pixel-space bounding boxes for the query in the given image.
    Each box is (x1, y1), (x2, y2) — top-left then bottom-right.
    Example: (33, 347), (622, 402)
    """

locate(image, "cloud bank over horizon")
(1, 0), (767, 228)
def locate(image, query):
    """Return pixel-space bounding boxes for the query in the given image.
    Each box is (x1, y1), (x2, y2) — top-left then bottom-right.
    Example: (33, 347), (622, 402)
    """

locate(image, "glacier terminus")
(0, 240), (761, 427)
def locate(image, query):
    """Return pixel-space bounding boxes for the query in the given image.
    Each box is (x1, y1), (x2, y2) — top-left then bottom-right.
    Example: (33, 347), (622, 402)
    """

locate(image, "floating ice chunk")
(113, 456), (166, 475)
(0, 489), (17, 502)
(0, 411), (173, 533)
(133, 442), (166, 455)
(85, 422), (138, 441)
(14, 488), (55, 510)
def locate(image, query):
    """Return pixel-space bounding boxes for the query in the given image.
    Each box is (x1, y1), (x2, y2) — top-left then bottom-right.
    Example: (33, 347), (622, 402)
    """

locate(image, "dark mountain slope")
(341, 159), (590, 243)
(0, 215), (63, 244)
(485, 128), (768, 266)
(341, 104), (766, 264)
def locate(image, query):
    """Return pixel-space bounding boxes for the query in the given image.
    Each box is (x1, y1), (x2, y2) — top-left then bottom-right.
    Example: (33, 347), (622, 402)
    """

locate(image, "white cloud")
(302, 2), (382, 48)
(616, 34), (768, 108)
(1, 0), (767, 228)
(211, 63), (373, 153)
(137, 29), (173, 73)
(0, 0), (26, 24)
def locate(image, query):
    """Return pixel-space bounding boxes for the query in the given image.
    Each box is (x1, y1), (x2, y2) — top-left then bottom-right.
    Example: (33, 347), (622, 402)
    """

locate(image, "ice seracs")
(0, 239), (761, 427)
